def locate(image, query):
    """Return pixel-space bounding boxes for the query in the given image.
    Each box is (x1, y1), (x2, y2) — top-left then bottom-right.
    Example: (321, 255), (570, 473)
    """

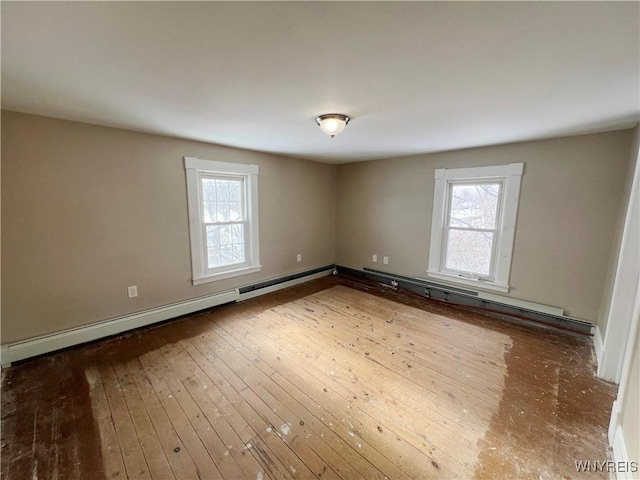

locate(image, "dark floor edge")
(1, 265), (339, 367)
(336, 265), (594, 336)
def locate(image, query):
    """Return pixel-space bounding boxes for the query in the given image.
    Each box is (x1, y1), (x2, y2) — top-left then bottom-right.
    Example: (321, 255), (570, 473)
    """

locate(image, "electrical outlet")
(127, 285), (138, 298)
(383, 256), (389, 265)
(297, 253), (302, 262)
(372, 254), (378, 263)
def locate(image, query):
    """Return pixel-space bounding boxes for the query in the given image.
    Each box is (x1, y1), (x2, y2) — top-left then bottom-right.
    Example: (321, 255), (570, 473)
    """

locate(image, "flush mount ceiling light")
(315, 114), (350, 138)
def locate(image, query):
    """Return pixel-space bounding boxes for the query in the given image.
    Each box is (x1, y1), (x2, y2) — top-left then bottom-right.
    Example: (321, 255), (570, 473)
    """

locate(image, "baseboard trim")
(0, 345), (9, 369)
(611, 426), (634, 480)
(609, 400), (636, 480)
(0, 265), (337, 367)
(0, 289), (240, 366)
(594, 326), (605, 374)
(596, 326), (619, 382)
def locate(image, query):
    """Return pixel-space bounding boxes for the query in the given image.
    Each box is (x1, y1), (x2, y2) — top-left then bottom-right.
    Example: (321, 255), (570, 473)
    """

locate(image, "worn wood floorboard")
(1, 276), (616, 479)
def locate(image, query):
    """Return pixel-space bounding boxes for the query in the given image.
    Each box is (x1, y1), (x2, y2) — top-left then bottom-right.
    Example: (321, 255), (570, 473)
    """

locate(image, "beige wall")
(1, 111), (336, 343)
(336, 130), (634, 322)
(2, 110), (635, 344)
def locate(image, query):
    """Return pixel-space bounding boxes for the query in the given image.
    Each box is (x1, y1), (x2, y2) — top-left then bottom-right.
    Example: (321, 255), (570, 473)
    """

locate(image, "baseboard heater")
(238, 264), (336, 299)
(1, 265), (336, 366)
(336, 265), (593, 336)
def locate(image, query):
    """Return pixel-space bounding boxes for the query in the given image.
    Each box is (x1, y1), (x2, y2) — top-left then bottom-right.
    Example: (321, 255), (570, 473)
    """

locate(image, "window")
(427, 163), (524, 292)
(184, 157), (260, 285)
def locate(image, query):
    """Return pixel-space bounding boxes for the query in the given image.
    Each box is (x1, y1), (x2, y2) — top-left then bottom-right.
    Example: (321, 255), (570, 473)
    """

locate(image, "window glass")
(445, 229), (494, 276)
(449, 183), (500, 229)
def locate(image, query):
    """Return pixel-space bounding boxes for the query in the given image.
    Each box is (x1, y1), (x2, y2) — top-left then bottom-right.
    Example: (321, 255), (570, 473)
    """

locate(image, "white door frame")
(597, 140), (639, 383)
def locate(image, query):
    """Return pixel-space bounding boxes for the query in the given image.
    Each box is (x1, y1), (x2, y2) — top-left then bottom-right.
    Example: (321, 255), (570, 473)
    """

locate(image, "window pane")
(207, 246), (221, 269)
(229, 182), (242, 202)
(202, 178), (216, 202)
(216, 179), (230, 202)
(220, 245), (233, 265)
(219, 225), (232, 245)
(231, 223), (244, 244)
(218, 202), (230, 222)
(201, 178), (245, 223)
(215, 178), (244, 202)
(445, 229), (494, 276)
(206, 224), (245, 269)
(206, 225), (220, 247)
(449, 183), (500, 229)
(233, 244), (245, 263)
(203, 201), (216, 223)
(230, 201), (243, 221)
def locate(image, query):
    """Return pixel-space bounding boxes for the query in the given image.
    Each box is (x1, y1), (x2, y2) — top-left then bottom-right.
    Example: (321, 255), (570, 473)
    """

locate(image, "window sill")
(426, 271), (510, 293)
(193, 265), (262, 285)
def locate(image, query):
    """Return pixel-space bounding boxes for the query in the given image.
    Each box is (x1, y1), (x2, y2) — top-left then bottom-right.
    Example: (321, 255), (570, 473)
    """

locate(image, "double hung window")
(184, 157), (260, 285)
(428, 163), (523, 292)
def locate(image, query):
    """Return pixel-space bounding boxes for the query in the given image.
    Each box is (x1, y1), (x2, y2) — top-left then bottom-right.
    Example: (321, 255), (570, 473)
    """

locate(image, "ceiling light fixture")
(315, 113), (350, 138)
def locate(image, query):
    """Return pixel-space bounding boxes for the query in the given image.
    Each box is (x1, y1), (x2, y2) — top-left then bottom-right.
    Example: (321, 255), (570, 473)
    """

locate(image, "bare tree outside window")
(202, 177), (247, 269)
(444, 183), (501, 277)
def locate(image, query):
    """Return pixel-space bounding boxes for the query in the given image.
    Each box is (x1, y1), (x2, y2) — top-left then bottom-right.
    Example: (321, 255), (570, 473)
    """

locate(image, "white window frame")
(427, 163), (524, 293)
(184, 156), (261, 285)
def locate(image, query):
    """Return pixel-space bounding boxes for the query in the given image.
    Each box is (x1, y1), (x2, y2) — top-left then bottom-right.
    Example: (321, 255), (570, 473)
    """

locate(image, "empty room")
(1, 2), (639, 479)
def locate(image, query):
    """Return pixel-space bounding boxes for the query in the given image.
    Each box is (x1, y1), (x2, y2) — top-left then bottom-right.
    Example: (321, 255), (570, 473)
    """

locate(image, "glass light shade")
(316, 114), (350, 137)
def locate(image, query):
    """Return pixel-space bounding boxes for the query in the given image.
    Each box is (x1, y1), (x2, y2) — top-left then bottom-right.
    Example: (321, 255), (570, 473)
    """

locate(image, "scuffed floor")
(1, 276), (617, 479)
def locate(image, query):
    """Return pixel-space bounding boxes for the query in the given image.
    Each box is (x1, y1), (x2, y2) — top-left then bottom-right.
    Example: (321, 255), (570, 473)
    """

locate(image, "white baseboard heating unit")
(1, 289), (239, 366)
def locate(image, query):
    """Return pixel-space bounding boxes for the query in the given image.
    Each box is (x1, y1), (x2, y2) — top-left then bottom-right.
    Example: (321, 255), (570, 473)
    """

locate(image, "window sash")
(198, 173), (249, 274)
(442, 227), (497, 279)
(441, 179), (504, 281)
(199, 174), (247, 224)
(202, 220), (249, 274)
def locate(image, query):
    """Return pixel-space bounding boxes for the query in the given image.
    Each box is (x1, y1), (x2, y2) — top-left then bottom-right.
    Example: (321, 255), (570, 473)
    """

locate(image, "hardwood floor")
(1, 277), (616, 479)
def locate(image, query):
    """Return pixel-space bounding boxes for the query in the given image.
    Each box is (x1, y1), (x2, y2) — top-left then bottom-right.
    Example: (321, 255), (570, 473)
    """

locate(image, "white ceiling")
(2, 2), (639, 164)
